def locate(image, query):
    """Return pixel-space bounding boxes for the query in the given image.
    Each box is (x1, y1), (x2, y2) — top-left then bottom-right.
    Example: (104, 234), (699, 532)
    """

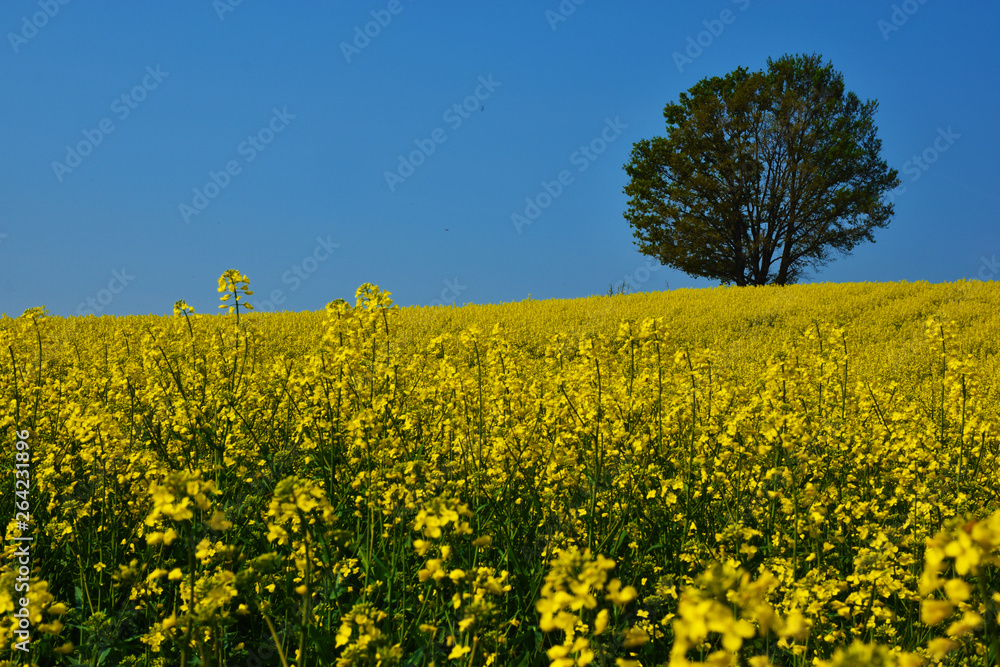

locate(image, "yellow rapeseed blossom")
(6, 279), (1000, 664)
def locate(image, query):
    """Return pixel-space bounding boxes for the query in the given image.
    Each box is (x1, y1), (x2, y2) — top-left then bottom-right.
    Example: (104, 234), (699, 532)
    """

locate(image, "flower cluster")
(536, 546), (643, 666)
(3, 279), (1000, 663)
(918, 509), (1000, 661)
(217, 268), (254, 315)
(668, 561), (809, 666)
(334, 603), (402, 666)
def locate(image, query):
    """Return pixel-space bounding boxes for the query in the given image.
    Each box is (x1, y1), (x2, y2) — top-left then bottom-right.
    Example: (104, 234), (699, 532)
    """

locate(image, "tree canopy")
(623, 53), (900, 286)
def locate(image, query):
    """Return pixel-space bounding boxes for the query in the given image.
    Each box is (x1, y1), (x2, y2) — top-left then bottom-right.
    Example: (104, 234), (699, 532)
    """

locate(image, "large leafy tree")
(623, 53), (900, 286)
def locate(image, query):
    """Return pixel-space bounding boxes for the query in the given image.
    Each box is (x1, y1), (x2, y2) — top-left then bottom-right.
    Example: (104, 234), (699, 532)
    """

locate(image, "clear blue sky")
(2, 1), (997, 316)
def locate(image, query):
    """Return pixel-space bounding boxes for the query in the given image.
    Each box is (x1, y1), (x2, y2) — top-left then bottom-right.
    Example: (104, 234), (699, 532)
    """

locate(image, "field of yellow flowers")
(1, 275), (999, 666)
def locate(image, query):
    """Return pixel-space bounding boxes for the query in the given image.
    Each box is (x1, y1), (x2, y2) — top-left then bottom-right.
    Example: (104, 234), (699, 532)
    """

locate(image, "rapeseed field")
(1, 277), (998, 666)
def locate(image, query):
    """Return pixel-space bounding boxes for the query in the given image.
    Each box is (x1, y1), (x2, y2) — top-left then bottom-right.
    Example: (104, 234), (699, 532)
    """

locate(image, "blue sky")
(2, 1), (997, 316)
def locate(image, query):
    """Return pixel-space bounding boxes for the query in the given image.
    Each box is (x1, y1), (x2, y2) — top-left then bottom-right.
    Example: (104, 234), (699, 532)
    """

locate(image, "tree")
(622, 53), (900, 286)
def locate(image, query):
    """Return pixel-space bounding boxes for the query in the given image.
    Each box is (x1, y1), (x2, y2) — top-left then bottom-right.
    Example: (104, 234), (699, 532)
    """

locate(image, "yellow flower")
(206, 510), (232, 531)
(173, 300), (194, 316)
(606, 579), (638, 607)
(945, 611), (982, 638)
(622, 625), (649, 649)
(927, 637), (957, 659)
(266, 524), (288, 545)
(943, 531), (981, 575)
(218, 269), (254, 314)
(335, 624), (352, 648)
(593, 609), (609, 636)
(418, 559), (445, 583)
(195, 538), (218, 562)
(447, 644), (471, 660)
(943, 578), (971, 602)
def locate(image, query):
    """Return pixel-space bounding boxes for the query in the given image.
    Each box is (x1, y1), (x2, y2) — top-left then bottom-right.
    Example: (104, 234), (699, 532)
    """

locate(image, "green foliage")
(607, 281), (632, 297)
(623, 53), (901, 286)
